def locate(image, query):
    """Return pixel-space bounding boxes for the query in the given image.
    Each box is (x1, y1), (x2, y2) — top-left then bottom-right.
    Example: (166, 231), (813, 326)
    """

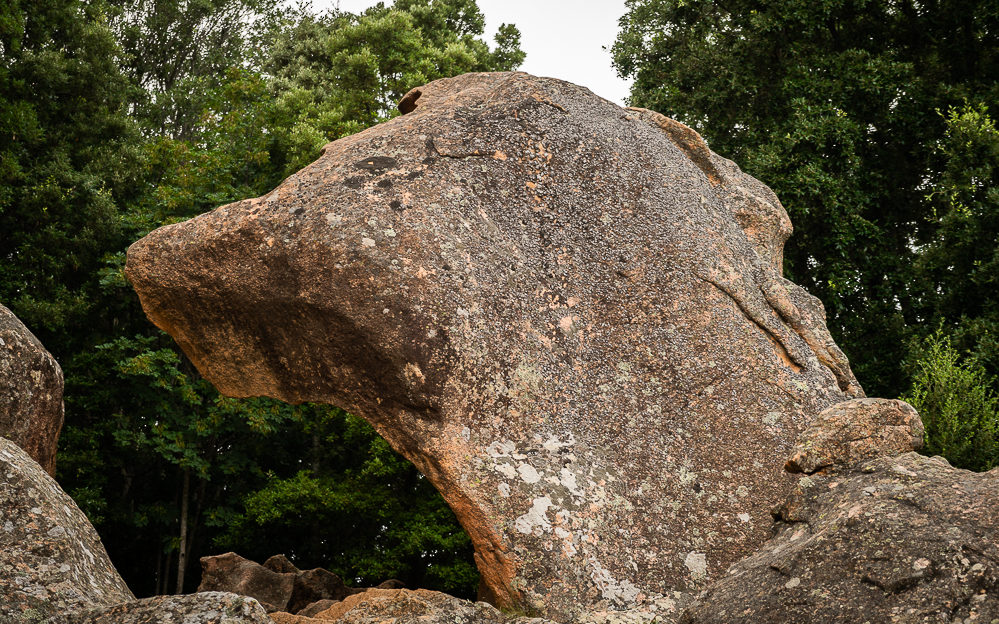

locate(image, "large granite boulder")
(125, 71), (861, 618)
(45, 591), (273, 624)
(0, 303), (64, 475)
(680, 451), (999, 623)
(0, 436), (133, 620)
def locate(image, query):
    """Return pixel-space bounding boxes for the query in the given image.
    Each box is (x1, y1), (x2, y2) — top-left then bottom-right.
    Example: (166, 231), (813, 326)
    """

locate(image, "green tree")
(612, 0), (999, 397)
(108, 0), (284, 139)
(0, 0), (138, 347)
(905, 330), (999, 472)
(915, 103), (999, 374)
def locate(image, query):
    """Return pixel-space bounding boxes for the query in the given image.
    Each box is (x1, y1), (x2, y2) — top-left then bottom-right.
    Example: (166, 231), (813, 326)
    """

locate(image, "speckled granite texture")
(44, 591), (272, 624)
(0, 304), (64, 475)
(125, 71), (862, 619)
(0, 436), (133, 621)
(681, 452), (999, 623)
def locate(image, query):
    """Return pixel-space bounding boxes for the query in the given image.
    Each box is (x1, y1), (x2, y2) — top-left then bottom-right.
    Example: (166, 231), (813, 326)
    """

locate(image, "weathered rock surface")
(0, 436), (133, 620)
(308, 588), (548, 624)
(295, 599), (339, 617)
(680, 452), (999, 623)
(126, 71), (862, 618)
(0, 303), (64, 475)
(198, 552), (354, 614)
(786, 398), (924, 474)
(45, 591), (272, 624)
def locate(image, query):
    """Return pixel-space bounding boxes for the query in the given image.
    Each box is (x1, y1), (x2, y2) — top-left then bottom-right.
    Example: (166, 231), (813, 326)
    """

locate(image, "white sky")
(317, 0), (634, 105)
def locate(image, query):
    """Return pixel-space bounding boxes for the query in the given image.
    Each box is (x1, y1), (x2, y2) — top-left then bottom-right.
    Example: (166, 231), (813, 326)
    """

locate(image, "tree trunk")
(176, 469), (191, 594)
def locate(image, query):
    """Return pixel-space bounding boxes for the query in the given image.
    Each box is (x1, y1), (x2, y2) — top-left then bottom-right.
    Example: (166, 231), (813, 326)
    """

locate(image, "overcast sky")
(316, 0), (634, 105)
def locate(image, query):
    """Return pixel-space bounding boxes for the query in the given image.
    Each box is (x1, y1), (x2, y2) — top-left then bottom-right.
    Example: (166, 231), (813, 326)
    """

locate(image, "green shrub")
(905, 330), (999, 471)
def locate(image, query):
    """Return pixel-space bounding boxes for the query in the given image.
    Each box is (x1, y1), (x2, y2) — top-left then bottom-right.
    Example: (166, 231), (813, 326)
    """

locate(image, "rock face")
(785, 398), (924, 474)
(0, 436), (133, 620)
(125, 71), (862, 618)
(680, 452), (999, 623)
(198, 552), (354, 613)
(298, 588), (545, 624)
(46, 591), (272, 624)
(0, 303), (64, 475)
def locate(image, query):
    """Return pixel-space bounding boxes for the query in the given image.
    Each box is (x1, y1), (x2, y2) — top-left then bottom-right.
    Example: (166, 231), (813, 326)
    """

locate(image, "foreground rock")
(680, 452), (999, 623)
(0, 436), (133, 620)
(198, 552), (354, 613)
(0, 303), (64, 475)
(45, 591), (272, 624)
(126, 71), (861, 617)
(271, 588), (548, 624)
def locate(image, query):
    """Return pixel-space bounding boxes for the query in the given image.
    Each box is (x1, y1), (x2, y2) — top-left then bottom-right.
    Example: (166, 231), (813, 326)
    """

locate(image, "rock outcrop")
(0, 303), (64, 475)
(198, 552), (355, 614)
(785, 398), (924, 474)
(680, 451), (999, 623)
(45, 591), (272, 624)
(0, 436), (133, 620)
(126, 71), (862, 618)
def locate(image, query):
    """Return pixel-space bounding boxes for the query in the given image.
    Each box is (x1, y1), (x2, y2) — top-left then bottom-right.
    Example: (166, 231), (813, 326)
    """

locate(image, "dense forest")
(1, 0), (997, 601)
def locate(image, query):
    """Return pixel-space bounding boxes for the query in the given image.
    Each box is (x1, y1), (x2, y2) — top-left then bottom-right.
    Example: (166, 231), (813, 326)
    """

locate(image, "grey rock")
(198, 552), (294, 612)
(680, 452), (999, 623)
(0, 303), (64, 475)
(0, 437), (133, 621)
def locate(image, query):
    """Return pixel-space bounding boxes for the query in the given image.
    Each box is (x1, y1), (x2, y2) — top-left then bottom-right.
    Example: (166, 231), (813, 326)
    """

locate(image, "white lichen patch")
(589, 556), (642, 604)
(560, 467), (583, 497)
(495, 463), (517, 479)
(515, 496), (553, 535)
(684, 552), (707, 580)
(517, 463), (541, 484)
(361, 237), (376, 248)
(498, 482), (511, 497)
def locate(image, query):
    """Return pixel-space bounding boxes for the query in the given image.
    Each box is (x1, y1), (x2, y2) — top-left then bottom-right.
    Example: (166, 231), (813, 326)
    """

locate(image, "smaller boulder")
(375, 579), (406, 589)
(785, 398), (923, 474)
(264, 554), (300, 574)
(288, 567), (352, 614)
(311, 588), (553, 624)
(0, 304), (64, 475)
(198, 552), (294, 612)
(680, 452), (999, 623)
(45, 591), (271, 623)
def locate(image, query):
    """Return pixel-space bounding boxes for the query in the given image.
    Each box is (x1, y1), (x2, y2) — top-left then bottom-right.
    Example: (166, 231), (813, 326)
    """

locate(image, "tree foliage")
(0, 0), (138, 346)
(905, 330), (999, 472)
